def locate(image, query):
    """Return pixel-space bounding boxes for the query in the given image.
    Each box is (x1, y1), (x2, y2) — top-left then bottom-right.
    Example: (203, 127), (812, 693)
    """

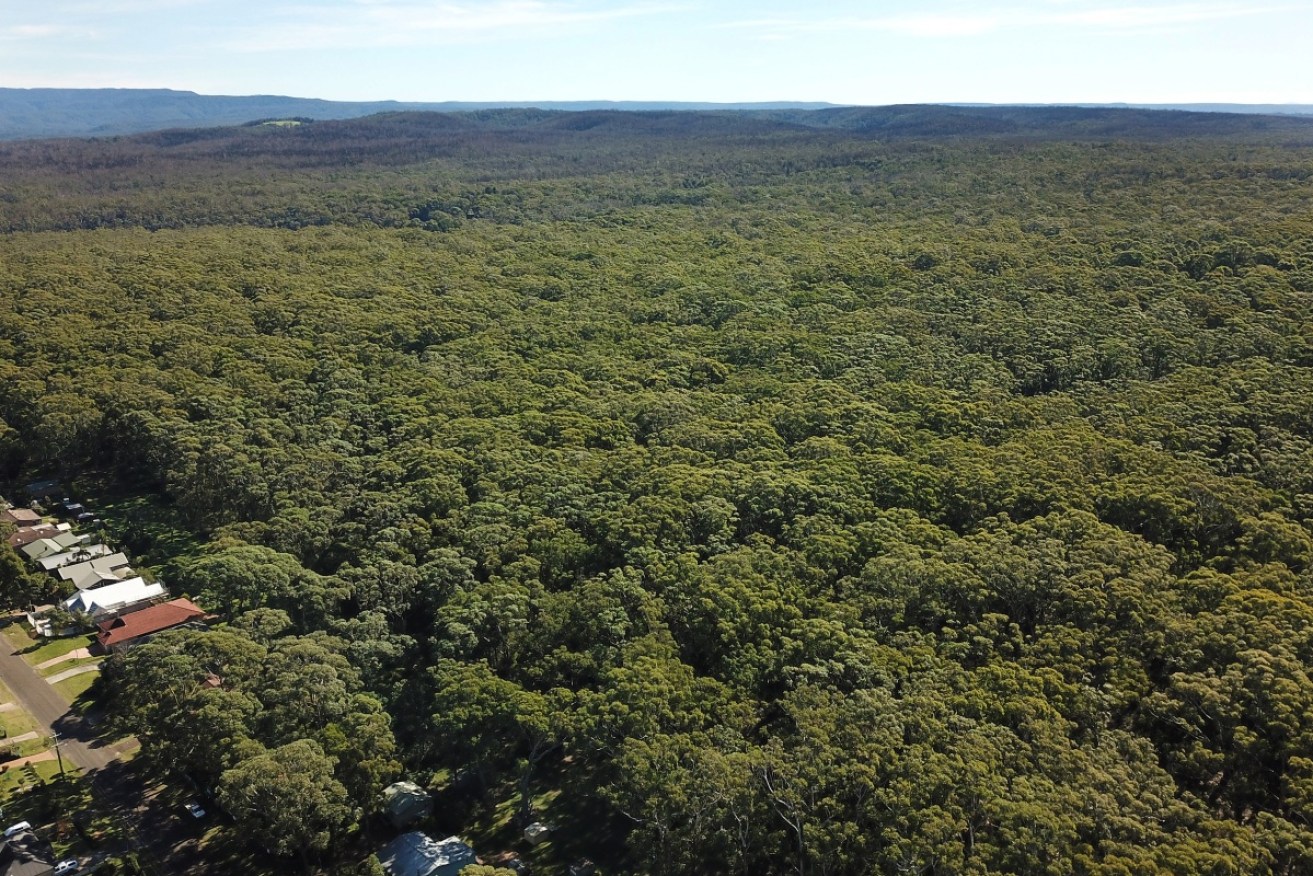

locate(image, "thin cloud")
(228, 0), (679, 52)
(1, 24), (67, 38)
(1051, 4), (1277, 28)
(733, 2), (1281, 39)
(59, 0), (215, 12)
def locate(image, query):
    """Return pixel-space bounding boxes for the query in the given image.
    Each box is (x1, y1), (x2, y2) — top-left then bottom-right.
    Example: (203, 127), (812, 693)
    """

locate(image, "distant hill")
(955, 102), (1313, 116)
(5, 88), (1313, 141)
(6, 106), (1313, 198)
(0, 88), (837, 140)
(761, 104), (1313, 140)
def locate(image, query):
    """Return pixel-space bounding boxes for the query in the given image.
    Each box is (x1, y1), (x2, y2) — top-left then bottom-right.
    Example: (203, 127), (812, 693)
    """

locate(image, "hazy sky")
(1, 0), (1309, 104)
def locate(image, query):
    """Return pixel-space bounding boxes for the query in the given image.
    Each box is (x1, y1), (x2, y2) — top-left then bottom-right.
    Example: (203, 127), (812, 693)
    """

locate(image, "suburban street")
(0, 620), (132, 771)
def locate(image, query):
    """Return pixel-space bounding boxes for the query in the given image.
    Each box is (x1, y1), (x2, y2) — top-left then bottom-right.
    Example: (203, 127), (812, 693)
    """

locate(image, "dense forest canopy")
(4, 106), (1313, 874)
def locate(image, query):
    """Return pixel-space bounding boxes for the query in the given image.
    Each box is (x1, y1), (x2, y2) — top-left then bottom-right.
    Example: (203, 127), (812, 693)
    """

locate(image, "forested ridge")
(4, 107), (1313, 874)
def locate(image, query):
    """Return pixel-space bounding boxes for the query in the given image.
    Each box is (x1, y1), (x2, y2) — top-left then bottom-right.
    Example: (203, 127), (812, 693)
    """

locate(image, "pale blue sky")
(1, 1), (1309, 104)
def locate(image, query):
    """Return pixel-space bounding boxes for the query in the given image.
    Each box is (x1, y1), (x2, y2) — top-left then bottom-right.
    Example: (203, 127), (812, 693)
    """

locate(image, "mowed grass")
(0, 705), (39, 740)
(23, 635), (95, 668)
(53, 670), (99, 705)
(2, 622), (35, 653)
(0, 672), (44, 756)
(4, 622), (94, 666)
(39, 655), (101, 678)
(0, 758), (61, 795)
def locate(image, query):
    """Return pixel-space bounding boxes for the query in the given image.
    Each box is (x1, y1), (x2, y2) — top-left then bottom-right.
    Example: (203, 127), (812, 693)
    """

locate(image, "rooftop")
(0, 508), (42, 527)
(96, 597), (205, 649)
(6, 524), (62, 548)
(378, 833), (475, 876)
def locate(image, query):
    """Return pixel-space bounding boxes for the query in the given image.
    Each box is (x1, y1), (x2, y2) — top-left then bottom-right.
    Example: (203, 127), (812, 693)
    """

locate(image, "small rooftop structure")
(377, 833), (475, 876)
(383, 781), (433, 829)
(96, 597), (205, 651)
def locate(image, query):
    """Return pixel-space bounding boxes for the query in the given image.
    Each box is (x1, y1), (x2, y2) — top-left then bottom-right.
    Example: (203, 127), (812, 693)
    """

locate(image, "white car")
(185, 801), (206, 819)
(2, 821), (31, 838)
(54, 860), (80, 876)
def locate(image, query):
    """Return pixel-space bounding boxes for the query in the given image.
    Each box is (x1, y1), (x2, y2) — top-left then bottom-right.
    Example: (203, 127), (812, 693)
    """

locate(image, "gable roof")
(57, 552), (130, 583)
(6, 524), (62, 548)
(63, 577), (164, 616)
(378, 833), (475, 876)
(96, 597), (205, 649)
(21, 533), (85, 560)
(38, 543), (110, 571)
(74, 569), (130, 591)
(1, 508), (42, 527)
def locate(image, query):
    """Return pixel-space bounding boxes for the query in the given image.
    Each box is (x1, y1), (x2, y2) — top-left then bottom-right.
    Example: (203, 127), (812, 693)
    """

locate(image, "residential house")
(57, 553), (131, 588)
(377, 833), (476, 876)
(0, 508), (42, 529)
(62, 577), (165, 619)
(96, 598), (206, 652)
(5, 524), (67, 549)
(382, 781), (434, 829)
(37, 543), (111, 573)
(71, 569), (128, 591)
(20, 533), (86, 562)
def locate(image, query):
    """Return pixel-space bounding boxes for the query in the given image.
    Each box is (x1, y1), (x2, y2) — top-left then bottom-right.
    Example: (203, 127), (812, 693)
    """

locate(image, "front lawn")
(0, 758), (62, 795)
(39, 655), (102, 678)
(12, 630), (95, 667)
(0, 705), (38, 740)
(1, 622), (34, 652)
(53, 671), (99, 705)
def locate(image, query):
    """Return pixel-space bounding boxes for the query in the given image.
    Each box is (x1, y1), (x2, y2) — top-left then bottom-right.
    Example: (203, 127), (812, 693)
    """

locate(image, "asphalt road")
(0, 621), (191, 875)
(0, 623), (127, 772)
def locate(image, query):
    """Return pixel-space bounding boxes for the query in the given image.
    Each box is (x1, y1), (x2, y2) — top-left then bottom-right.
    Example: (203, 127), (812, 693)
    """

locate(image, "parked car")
(55, 860), (80, 876)
(3, 821), (31, 837)
(185, 801), (206, 819)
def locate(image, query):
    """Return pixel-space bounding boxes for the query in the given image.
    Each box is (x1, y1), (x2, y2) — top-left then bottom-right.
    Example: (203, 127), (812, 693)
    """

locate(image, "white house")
(62, 576), (165, 617)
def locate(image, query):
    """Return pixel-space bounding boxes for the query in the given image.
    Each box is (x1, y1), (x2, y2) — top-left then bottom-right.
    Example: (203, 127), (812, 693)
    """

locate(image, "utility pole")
(51, 732), (67, 779)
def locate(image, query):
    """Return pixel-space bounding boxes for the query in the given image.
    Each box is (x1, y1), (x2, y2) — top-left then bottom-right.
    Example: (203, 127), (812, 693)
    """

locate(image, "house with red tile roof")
(95, 597), (207, 652)
(5, 523), (64, 549)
